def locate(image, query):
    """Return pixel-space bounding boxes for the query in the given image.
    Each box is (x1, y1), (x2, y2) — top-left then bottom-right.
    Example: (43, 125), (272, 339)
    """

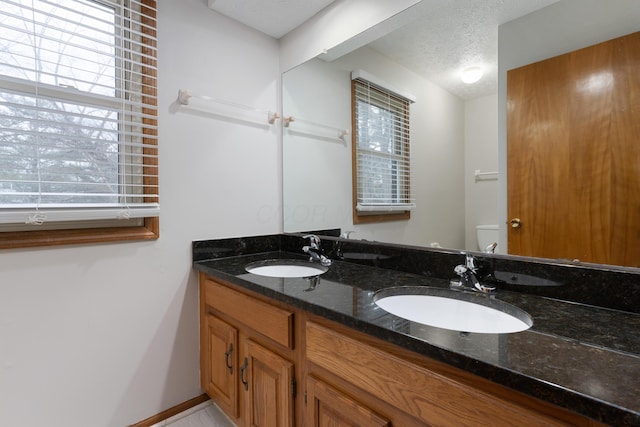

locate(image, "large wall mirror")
(282, 0), (640, 268)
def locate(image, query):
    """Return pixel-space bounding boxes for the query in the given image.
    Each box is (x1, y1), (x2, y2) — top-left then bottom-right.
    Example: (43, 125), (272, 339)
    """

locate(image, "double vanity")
(193, 233), (640, 426)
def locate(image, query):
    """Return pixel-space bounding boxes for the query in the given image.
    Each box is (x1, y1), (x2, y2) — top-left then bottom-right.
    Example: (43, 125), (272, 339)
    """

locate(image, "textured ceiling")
(207, 0), (560, 100)
(369, 0), (559, 100)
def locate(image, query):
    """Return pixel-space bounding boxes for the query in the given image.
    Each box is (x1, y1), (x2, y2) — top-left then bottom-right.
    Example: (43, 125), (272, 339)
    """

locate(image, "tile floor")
(154, 401), (235, 427)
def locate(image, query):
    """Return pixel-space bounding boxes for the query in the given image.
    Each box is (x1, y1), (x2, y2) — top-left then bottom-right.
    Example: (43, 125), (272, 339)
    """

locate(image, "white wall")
(282, 58), (353, 234)
(464, 94), (499, 252)
(0, 1), (281, 426)
(283, 46), (465, 248)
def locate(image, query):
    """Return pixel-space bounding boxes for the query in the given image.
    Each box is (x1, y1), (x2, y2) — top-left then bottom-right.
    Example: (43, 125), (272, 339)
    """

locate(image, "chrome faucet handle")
(484, 242), (498, 253)
(302, 234), (332, 266)
(303, 234), (321, 248)
(476, 282), (496, 293)
(454, 264), (468, 276)
(453, 255), (495, 294)
(464, 253), (476, 271)
(453, 263), (474, 290)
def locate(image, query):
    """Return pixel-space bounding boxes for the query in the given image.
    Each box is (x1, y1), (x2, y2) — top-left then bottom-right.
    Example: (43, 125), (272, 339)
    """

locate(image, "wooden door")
(243, 339), (294, 427)
(305, 376), (390, 427)
(203, 314), (239, 418)
(507, 31), (640, 267)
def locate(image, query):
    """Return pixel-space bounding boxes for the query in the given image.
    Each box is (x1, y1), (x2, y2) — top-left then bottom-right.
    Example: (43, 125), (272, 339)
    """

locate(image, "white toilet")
(476, 224), (499, 253)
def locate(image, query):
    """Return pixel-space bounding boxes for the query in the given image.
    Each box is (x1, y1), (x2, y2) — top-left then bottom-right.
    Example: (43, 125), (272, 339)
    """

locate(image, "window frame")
(351, 77), (412, 224)
(0, 0), (158, 249)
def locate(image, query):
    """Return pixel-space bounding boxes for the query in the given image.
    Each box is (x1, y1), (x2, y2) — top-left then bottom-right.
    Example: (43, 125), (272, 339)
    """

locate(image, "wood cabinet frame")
(200, 274), (603, 426)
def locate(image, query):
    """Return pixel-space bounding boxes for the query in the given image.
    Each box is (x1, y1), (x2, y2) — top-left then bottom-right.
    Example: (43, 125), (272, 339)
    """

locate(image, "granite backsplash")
(192, 233), (640, 315)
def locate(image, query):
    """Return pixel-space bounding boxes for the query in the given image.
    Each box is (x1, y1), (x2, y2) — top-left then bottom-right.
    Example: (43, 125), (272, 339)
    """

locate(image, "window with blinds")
(352, 71), (414, 222)
(0, 0), (158, 246)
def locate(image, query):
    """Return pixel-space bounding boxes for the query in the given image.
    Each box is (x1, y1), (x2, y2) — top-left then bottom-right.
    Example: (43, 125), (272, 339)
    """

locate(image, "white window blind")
(352, 72), (415, 213)
(0, 0), (158, 226)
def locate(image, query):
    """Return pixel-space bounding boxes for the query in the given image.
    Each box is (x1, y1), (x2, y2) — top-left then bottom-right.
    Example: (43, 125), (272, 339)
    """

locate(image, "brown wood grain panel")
(609, 33), (640, 265)
(567, 36), (614, 263)
(245, 339), (294, 427)
(203, 314), (238, 417)
(204, 278), (294, 349)
(0, 224), (158, 249)
(507, 31), (640, 266)
(306, 376), (390, 427)
(306, 321), (571, 427)
(508, 54), (572, 259)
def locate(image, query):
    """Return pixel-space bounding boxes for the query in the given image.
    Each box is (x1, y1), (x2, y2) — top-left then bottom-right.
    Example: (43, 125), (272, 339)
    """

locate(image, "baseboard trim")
(129, 394), (211, 427)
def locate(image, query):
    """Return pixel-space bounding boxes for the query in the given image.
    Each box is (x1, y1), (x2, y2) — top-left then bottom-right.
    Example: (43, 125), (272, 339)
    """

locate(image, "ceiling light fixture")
(461, 66), (483, 84)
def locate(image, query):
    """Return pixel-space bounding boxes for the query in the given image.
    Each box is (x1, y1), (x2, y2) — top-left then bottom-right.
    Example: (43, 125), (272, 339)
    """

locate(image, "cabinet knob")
(510, 218), (522, 228)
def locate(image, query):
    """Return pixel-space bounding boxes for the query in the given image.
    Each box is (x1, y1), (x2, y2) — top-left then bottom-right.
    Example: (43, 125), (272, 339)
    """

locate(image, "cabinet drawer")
(306, 321), (569, 427)
(204, 278), (294, 349)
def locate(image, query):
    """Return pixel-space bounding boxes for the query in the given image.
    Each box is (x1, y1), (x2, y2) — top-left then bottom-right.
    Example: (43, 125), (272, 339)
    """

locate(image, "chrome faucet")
(452, 253), (495, 294)
(302, 234), (332, 266)
(484, 242), (498, 253)
(332, 230), (354, 259)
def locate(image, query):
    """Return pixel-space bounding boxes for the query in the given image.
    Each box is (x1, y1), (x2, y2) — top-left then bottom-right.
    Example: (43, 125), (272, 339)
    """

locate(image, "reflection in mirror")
(283, 0), (640, 268)
(283, 44), (468, 249)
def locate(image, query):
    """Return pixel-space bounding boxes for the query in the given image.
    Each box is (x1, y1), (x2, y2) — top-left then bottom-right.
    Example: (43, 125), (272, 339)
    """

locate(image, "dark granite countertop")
(193, 238), (640, 426)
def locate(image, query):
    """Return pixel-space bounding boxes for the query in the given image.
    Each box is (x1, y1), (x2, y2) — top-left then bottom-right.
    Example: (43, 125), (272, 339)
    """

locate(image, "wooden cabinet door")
(242, 339), (294, 427)
(306, 321), (574, 427)
(306, 376), (390, 427)
(203, 313), (239, 418)
(507, 31), (640, 267)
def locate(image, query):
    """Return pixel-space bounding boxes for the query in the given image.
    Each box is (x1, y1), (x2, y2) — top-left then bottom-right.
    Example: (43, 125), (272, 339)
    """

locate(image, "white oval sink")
(374, 287), (532, 334)
(245, 259), (328, 278)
